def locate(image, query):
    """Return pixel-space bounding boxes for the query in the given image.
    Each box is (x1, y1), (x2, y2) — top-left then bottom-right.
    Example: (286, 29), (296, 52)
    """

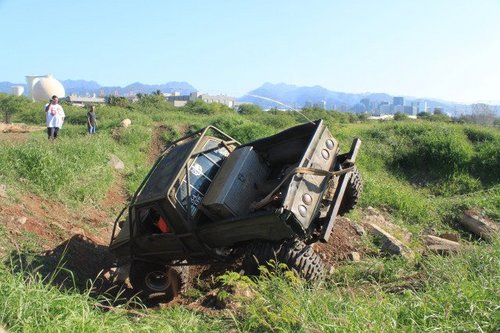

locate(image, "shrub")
(394, 112), (409, 121)
(396, 127), (473, 175)
(182, 100), (233, 115)
(238, 103), (263, 115)
(211, 116), (273, 142)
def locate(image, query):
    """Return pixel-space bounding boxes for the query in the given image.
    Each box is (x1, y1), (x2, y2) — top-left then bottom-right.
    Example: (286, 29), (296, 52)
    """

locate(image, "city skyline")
(1, 0), (499, 104)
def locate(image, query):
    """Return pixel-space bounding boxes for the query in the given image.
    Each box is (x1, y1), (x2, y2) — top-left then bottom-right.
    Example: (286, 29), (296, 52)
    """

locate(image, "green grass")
(0, 261), (230, 332)
(0, 99), (498, 332)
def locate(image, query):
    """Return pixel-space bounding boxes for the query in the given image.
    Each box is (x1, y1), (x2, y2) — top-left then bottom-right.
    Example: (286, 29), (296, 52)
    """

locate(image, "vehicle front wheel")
(129, 261), (185, 304)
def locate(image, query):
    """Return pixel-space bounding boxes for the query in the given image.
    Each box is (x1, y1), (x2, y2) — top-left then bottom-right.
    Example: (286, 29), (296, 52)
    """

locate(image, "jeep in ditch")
(109, 119), (362, 300)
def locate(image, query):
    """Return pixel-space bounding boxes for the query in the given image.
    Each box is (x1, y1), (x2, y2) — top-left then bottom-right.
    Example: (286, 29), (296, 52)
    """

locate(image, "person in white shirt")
(44, 95), (65, 140)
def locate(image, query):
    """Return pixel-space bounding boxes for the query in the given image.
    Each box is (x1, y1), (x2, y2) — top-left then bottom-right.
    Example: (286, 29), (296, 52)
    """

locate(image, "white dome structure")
(11, 85), (25, 96)
(31, 75), (65, 102)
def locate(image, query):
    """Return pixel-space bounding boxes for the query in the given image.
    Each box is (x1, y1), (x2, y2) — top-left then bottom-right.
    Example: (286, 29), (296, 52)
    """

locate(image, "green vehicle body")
(109, 119), (361, 288)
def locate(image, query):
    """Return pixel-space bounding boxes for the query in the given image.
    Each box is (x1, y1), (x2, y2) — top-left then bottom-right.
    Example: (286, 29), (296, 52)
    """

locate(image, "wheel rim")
(144, 270), (171, 292)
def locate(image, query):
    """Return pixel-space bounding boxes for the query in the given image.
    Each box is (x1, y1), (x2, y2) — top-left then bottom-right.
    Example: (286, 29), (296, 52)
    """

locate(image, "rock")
(366, 223), (414, 259)
(351, 223), (366, 236)
(15, 216), (27, 225)
(460, 210), (499, 241)
(362, 209), (412, 243)
(329, 266), (335, 275)
(108, 154), (125, 170)
(347, 252), (361, 262)
(439, 233), (459, 242)
(365, 206), (379, 216)
(423, 235), (460, 255)
(120, 119), (131, 128)
(0, 184), (7, 198)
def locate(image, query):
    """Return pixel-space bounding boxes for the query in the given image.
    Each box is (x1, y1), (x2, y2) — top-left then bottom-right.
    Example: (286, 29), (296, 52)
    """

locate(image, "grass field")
(0, 97), (498, 332)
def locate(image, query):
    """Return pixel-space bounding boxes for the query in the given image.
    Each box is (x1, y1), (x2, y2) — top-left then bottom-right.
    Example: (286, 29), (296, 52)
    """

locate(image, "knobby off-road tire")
(338, 167), (363, 215)
(129, 261), (188, 305)
(243, 240), (325, 282)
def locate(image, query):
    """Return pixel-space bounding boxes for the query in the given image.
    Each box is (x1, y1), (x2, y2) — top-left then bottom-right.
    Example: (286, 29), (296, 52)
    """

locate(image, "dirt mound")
(0, 122), (44, 133)
(17, 235), (115, 290)
(0, 123), (41, 144)
(0, 175), (127, 256)
(314, 217), (363, 266)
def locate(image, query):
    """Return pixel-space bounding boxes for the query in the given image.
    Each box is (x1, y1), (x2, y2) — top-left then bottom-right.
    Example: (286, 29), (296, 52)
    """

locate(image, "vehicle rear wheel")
(278, 239), (325, 282)
(242, 241), (277, 276)
(338, 167), (363, 215)
(243, 240), (325, 282)
(129, 261), (185, 304)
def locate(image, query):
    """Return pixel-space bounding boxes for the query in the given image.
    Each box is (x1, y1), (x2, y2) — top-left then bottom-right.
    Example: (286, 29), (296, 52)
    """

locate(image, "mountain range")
(0, 80), (197, 97)
(239, 82), (471, 115)
(1, 80), (497, 116)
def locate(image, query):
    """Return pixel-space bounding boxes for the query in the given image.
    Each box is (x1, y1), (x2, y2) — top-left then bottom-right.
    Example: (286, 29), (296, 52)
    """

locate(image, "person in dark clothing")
(87, 105), (97, 134)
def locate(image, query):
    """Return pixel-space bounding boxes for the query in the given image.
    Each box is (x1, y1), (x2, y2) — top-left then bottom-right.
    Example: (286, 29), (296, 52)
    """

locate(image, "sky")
(1, 0), (499, 104)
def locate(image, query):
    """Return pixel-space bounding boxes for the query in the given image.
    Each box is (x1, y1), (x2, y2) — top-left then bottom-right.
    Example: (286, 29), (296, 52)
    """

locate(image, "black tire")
(242, 241), (278, 276)
(129, 261), (186, 304)
(338, 168), (363, 215)
(243, 240), (325, 282)
(277, 240), (325, 282)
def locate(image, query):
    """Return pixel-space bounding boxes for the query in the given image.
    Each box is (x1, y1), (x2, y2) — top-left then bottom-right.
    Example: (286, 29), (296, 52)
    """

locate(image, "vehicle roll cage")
(110, 126), (239, 247)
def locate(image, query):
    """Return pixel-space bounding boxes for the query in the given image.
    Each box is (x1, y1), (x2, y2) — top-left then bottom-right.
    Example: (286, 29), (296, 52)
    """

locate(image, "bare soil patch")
(314, 217), (363, 266)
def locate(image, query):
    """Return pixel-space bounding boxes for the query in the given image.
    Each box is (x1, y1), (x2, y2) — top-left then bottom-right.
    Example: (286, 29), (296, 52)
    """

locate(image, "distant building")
(193, 92), (235, 108)
(166, 91), (235, 108)
(377, 102), (391, 115)
(403, 105), (415, 115)
(393, 96), (404, 106)
(411, 101), (420, 114)
(393, 105), (405, 114)
(66, 94), (105, 106)
(26, 74), (65, 102)
(165, 93), (190, 107)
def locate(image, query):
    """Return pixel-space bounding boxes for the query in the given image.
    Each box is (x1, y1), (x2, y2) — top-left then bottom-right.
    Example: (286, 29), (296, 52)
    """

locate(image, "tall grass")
(219, 241), (499, 332)
(0, 261), (229, 332)
(0, 135), (114, 203)
(1, 101), (498, 332)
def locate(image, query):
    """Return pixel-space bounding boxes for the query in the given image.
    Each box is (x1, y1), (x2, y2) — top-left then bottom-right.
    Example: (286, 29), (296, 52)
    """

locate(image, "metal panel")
(282, 124), (338, 229)
(202, 146), (270, 219)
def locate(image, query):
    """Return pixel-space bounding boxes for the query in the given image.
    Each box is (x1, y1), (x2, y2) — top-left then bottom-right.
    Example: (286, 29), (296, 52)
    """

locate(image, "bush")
(0, 94), (31, 123)
(395, 126), (473, 175)
(394, 112), (409, 121)
(211, 116), (274, 142)
(182, 100), (233, 115)
(238, 103), (263, 115)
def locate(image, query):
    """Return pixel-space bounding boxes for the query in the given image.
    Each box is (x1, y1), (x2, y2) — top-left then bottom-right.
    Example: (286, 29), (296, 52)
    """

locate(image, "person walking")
(87, 105), (97, 134)
(44, 95), (65, 140)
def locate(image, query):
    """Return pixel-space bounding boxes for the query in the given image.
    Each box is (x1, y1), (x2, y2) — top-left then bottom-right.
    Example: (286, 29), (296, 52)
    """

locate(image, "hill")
(0, 80), (197, 97)
(239, 82), (470, 114)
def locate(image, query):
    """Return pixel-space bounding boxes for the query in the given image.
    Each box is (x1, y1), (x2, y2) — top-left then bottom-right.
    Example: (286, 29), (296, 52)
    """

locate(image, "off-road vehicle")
(109, 119), (362, 299)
